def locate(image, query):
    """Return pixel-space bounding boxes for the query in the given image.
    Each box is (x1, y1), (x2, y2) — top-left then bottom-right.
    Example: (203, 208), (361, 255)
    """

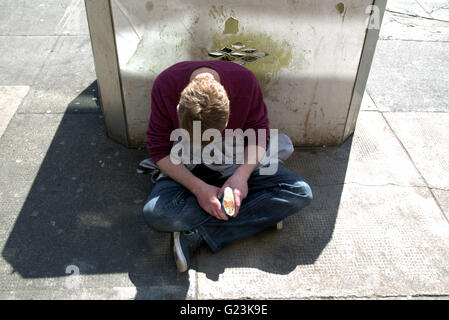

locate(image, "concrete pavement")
(0, 0), (448, 299)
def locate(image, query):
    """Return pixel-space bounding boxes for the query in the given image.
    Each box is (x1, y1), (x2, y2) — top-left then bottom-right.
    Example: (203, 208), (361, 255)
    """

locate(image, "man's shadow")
(1, 81), (190, 299)
(2, 79), (353, 297)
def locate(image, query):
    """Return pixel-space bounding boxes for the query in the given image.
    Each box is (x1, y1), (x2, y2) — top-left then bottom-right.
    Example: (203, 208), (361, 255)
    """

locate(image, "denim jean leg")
(142, 177), (213, 232)
(198, 165), (313, 252)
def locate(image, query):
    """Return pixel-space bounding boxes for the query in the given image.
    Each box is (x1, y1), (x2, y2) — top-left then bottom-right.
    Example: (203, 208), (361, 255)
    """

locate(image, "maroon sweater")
(146, 60), (270, 164)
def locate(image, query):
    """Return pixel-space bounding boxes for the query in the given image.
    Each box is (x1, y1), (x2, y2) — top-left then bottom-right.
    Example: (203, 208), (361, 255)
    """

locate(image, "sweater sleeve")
(146, 80), (175, 164)
(242, 73), (270, 149)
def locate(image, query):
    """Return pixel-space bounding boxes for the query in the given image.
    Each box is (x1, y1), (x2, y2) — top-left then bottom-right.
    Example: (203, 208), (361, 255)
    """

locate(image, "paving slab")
(0, 36), (57, 86)
(383, 112), (449, 190)
(0, 113), (190, 299)
(387, 0), (433, 18)
(429, 7), (449, 20)
(285, 111), (426, 188)
(417, 0), (449, 12)
(367, 40), (449, 112)
(0, 113), (64, 237)
(195, 184), (449, 299)
(417, 0), (449, 21)
(17, 36), (98, 114)
(0, 86), (29, 139)
(380, 11), (449, 41)
(0, 284), (196, 300)
(360, 91), (378, 111)
(0, 0), (72, 6)
(0, 1), (69, 36)
(432, 189), (449, 221)
(54, 0), (90, 36)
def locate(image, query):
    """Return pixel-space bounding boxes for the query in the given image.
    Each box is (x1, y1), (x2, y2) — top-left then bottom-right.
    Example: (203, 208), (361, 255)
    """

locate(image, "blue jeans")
(142, 164), (313, 252)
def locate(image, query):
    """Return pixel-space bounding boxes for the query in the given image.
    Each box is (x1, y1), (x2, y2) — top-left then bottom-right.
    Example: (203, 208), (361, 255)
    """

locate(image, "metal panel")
(109, 0), (374, 148)
(85, 0), (383, 148)
(343, 0), (387, 141)
(84, 0), (129, 146)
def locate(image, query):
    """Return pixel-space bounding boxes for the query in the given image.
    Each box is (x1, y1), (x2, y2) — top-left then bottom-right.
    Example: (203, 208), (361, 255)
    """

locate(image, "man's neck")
(190, 67), (221, 83)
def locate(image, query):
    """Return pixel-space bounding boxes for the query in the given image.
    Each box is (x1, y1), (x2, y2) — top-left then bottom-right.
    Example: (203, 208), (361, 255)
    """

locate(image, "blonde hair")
(178, 74), (230, 145)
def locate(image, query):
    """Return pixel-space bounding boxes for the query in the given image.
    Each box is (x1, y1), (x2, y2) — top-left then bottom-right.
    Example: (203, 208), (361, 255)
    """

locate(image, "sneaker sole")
(173, 232), (188, 273)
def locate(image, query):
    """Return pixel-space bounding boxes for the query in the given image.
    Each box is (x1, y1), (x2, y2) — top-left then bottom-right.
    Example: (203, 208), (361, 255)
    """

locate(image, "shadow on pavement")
(193, 138), (353, 280)
(2, 79), (353, 297)
(1, 81), (189, 299)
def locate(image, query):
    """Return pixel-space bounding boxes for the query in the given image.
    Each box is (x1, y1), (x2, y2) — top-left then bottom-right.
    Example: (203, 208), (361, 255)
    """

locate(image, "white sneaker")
(173, 229), (203, 273)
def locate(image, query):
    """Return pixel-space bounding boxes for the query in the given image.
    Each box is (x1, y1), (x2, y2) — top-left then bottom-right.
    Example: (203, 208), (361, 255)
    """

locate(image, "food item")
(221, 187), (235, 217)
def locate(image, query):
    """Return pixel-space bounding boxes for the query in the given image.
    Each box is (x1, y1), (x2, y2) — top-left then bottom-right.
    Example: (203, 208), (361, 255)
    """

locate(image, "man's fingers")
(234, 197), (241, 217)
(217, 183), (228, 199)
(234, 189), (241, 201)
(233, 189), (242, 215)
(216, 209), (228, 220)
(209, 208), (219, 219)
(202, 198), (228, 221)
(202, 200), (221, 220)
(218, 211), (228, 221)
(213, 199), (228, 221)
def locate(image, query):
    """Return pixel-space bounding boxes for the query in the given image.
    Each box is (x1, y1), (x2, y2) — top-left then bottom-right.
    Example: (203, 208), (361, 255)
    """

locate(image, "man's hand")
(216, 144), (265, 217)
(157, 156), (229, 221)
(218, 171), (249, 218)
(194, 183), (229, 221)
